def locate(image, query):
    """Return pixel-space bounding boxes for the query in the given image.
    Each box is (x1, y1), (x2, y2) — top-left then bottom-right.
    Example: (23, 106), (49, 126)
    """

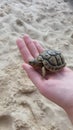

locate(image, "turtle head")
(29, 59), (40, 66)
(29, 57), (43, 68)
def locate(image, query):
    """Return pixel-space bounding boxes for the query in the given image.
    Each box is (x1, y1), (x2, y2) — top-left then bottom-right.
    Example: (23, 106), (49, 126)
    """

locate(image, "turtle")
(29, 49), (66, 77)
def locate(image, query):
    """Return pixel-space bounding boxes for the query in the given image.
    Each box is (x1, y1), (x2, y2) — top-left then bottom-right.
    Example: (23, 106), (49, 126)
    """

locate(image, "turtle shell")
(37, 49), (66, 72)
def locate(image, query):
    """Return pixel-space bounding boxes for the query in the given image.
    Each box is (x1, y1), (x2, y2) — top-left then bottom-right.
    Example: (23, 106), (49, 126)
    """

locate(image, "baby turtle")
(29, 49), (66, 77)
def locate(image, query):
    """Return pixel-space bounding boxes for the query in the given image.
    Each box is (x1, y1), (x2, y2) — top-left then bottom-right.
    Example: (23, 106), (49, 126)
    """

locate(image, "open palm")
(16, 34), (73, 118)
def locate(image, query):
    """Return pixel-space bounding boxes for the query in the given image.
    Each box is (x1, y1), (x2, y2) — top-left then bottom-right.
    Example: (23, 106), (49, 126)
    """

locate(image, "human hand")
(16, 34), (73, 123)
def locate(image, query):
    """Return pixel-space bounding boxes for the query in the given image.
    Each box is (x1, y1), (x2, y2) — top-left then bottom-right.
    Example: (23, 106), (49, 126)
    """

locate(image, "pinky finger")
(33, 40), (44, 53)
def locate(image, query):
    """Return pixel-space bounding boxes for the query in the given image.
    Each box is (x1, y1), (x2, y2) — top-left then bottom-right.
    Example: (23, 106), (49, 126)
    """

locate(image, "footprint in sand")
(0, 114), (15, 130)
(16, 19), (24, 26)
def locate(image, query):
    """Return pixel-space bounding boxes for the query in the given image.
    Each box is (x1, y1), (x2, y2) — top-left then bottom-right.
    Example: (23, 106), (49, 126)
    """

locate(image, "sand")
(0, 0), (73, 129)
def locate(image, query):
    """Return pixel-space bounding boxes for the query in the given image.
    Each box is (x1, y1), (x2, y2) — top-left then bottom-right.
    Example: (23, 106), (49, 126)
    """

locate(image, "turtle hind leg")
(42, 66), (46, 77)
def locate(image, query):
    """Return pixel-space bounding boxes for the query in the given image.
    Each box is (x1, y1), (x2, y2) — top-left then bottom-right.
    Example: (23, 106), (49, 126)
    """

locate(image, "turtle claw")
(42, 66), (46, 77)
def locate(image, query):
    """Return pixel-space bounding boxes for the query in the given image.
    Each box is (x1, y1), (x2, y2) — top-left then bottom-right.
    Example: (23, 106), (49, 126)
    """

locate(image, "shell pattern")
(29, 49), (66, 74)
(38, 49), (66, 72)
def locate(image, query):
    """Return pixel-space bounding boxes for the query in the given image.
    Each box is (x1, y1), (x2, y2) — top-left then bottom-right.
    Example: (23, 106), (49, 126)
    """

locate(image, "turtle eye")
(45, 54), (49, 57)
(29, 60), (35, 65)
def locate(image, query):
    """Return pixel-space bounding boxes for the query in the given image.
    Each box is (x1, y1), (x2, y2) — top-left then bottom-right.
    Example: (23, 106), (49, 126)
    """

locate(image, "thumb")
(22, 63), (44, 88)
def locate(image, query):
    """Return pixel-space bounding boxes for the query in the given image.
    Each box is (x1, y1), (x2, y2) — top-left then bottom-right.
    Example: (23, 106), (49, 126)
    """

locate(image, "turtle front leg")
(42, 66), (46, 77)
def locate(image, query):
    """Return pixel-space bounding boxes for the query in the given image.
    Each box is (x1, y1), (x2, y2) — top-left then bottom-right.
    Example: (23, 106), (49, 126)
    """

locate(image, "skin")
(16, 34), (73, 124)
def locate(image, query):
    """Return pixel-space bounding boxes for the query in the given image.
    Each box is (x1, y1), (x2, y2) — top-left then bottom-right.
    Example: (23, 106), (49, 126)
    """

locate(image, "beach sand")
(0, 0), (73, 129)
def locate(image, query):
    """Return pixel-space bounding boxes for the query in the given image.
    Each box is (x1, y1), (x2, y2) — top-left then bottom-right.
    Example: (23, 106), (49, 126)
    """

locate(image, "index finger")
(16, 38), (33, 63)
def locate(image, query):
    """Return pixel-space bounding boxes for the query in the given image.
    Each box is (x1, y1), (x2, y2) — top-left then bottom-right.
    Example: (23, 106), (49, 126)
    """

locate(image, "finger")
(23, 34), (39, 58)
(22, 63), (45, 89)
(16, 38), (33, 62)
(33, 40), (44, 53)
